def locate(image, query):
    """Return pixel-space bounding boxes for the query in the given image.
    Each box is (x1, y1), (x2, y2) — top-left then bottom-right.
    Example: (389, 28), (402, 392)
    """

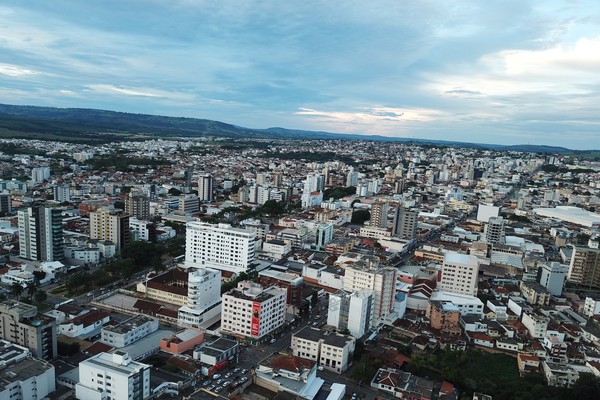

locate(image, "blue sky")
(1, 1), (599, 149)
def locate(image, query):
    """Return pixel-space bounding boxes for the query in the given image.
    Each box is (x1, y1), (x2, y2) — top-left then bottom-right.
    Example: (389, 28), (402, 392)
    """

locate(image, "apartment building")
(221, 281), (286, 343)
(343, 260), (396, 321)
(0, 301), (57, 360)
(198, 173), (214, 202)
(89, 207), (130, 250)
(185, 221), (256, 273)
(392, 206), (418, 240)
(568, 246), (600, 289)
(291, 327), (356, 373)
(125, 192), (150, 220)
(178, 268), (222, 328)
(439, 253), (480, 296)
(18, 206), (64, 261)
(101, 315), (159, 348)
(76, 351), (151, 400)
(0, 340), (55, 400)
(327, 290), (374, 338)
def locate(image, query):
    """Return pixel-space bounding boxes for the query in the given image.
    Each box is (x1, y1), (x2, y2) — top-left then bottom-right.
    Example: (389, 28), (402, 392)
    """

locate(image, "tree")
(351, 209), (370, 225)
(26, 281), (37, 300)
(34, 290), (47, 304)
(10, 282), (23, 299)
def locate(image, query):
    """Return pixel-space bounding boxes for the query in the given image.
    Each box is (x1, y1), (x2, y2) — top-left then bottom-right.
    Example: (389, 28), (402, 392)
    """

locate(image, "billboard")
(251, 302), (261, 336)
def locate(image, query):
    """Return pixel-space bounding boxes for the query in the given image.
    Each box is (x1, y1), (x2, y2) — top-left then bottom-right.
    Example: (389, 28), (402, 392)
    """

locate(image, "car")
(202, 380), (211, 387)
(312, 322), (318, 326)
(317, 365), (324, 371)
(206, 385), (215, 391)
(351, 393), (357, 400)
(233, 367), (241, 373)
(240, 376), (248, 383)
(223, 381), (231, 387)
(316, 314), (321, 319)
(215, 386), (223, 393)
(87, 292), (93, 297)
(241, 369), (248, 374)
(212, 374), (221, 380)
(270, 338), (276, 344)
(224, 372), (233, 378)
(216, 379), (224, 385)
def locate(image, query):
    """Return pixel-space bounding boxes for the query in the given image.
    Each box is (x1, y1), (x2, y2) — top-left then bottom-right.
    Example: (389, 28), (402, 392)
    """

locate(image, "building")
(519, 281), (551, 306)
(0, 340), (56, 400)
(76, 351), (151, 400)
(255, 355), (323, 400)
(484, 216), (505, 244)
(539, 262), (568, 296)
(291, 327), (356, 373)
(184, 221), (256, 274)
(221, 281), (286, 343)
(18, 206), (64, 261)
(257, 270), (305, 311)
(521, 312), (549, 339)
(476, 204), (500, 223)
(125, 192), (150, 220)
(0, 193), (12, 214)
(160, 328), (204, 354)
(31, 166), (50, 184)
(426, 301), (461, 335)
(0, 301), (57, 360)
(533, 206), (600, 228)
(198, 173), (214, 202)
(53, 184), (71, 202)
(193, 338), (239, 376)
(439, 253), (480, 296)
(177, 268), (222, 328)
(101, 315), (159, 348)
(393, 207), (418, 240)
(343, 260), (396, 322)
(178, 194), (200, 215)
(568, 246), (600, 289)
(542, 362), (579, 387)
(89, 207), (130, 250)
(370, 201), (390, 229)
(583, 297), (600, 317)
(129, 217), (156, 242)
(327, 290), (374, 338)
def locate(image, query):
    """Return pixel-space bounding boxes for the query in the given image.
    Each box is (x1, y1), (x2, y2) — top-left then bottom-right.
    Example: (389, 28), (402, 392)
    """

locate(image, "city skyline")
(1, 1), (599, 148)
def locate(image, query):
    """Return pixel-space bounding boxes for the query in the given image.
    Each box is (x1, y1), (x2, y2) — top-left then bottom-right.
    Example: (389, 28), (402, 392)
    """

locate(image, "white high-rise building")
(439, 253), (480, 296)
(53, 184), (71, 202)
(178, 268), (222, 328)
(484, 216), (506, 244)
(342, 260), (396, 322)
(198, 173), (214, 202)
(539, 262), (568, 296)
(185, 221), (256, 273)
(303, 173), (325, 193)
(18, 206), (64, 261)
(327, 290), (374, 338)
(221, 281), (286, 343)
(31, 166), (50, 184)
(76, 352), (151, 400)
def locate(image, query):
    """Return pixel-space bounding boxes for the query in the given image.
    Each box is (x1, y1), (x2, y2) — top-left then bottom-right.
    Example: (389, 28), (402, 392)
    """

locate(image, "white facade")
(0, 340), (55, 400)
(430, 291), (484, 317)
(198, 173), (214, 202)
(476, 204), (500, 223)
(522, 312), (550, 339)
(439, 253), (480, 296)
(64, 246), (101, 264)
(101, 316), (159, 348)
(129, 217), (154, 242)
(178, 268), (222, 328)
(185, 221), (256, 273)
(221, 281), (286, 341)
(343, 263), (396, 321)
(76, 352), (151, 400)
(540, 262), (568, 296)
(583, 297), (600, 317)
(291, 328), (356, 374)
(328, 290), (374, 338)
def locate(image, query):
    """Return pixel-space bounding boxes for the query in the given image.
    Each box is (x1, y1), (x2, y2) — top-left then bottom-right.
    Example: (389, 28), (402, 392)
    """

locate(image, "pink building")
(160, 328), (204, 354)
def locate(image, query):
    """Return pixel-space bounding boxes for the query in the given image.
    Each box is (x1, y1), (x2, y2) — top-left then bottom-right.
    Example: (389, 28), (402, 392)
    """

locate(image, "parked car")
(215, 386), (223, 393)
(207, 385), (215, 391)
(224, 372), (233, 378)
(270, 338), (277, 344)
(233, 367), (241, 373)
(212, 374), (221, 380)
(241, 369), (248, 374)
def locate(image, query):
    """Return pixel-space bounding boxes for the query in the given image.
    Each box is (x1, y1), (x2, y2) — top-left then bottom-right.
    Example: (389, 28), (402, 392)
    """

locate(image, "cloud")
(0, 63), (38, 77)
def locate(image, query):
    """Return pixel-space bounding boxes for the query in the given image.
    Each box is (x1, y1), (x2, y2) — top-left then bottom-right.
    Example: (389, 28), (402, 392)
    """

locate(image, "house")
(59, 309), (110, 340)
(517, 353), (541, 376)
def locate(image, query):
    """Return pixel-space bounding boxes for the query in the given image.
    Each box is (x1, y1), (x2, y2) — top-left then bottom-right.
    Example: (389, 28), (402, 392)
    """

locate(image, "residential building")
(583, 297), (600, 317)
(221, 281), (286, 343)
(184, 221), (256, 274)
(101, 315), (159, 348)
(370, 201), (390, 229)
(291, 327), (356, 373)
(255, 355), (323, 400)
(53, 184), (71, 202)
(426, 301), (461, 335)
(484, 216), (505, 244)
(76, 351), (151, 400)
(125, 192), (150, 220)
(198, 173), (214, 202)
(129, 217), (156, 242)
(539, 262), (568, 296)
(31, 166), (50, 183)
(0, 193), (11, 214)
(439, 253), (480, 296)
(193, 338), (239, 376)
(327, 290), (374, 338)
(177, 268), (222, 328)
(542, 362), (579, 387)
(520, 281), (551, 306)
(0, 340), (55, 400)
(18, 206), (64, 261)
(392, 206), (418, 240)
(521, 312), (549, 339)
(89, 207), (130, 250)
(343, 260), (396, 322)
(0, 301), (57, 360)
(568, 246), (600, 289)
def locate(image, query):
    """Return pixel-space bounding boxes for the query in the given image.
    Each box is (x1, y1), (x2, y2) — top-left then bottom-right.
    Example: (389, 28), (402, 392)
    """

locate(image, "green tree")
(34, 290), (48, 304)
(10, 282), (23, 299)
(351, 209), (370, 225)
(26, 281), (37, 300)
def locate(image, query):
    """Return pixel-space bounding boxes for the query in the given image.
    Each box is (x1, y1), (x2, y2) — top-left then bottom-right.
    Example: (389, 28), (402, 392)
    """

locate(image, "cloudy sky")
(1, 1), (599, 148)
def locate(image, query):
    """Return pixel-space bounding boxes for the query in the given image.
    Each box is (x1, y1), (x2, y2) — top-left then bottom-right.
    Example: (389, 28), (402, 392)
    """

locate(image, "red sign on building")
(251, 302), (261, 336)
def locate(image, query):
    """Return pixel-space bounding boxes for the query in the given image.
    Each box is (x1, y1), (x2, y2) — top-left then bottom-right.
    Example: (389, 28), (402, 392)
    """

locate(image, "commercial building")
(0, 301), (57, 360)
(568, 246), (600, 289)
(0, 340), (55, 400)
(0, 193), (11, 214)
(177, 268), (222, 328)
(343, 260), (396, 322)
(100, 315), (159, 348)
(221, 281), (286, 343)
(76, 351), (151, 400)
(89, 207), (130, 250)
(327, 290), (374, 338)
(392, 206), (418, 240)
(291, 327), (356, 373)
(184, 221), (256, 274)
(193, 338), (239, 376)
(476, 204), (500, 223)
(439, 253), (480, 296)
(178, 194), (200, 215)
(533, 206), (600, 228)
(18, 206), (64, 261)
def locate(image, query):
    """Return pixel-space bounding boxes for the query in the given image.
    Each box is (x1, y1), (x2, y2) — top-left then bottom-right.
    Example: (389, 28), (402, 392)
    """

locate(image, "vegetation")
(259, 151), (356, 164)
(351, 209), (371, 225)
(86, 155), (169, 172)
(323, 186), (356, 200)
(57, 341), (80, 357)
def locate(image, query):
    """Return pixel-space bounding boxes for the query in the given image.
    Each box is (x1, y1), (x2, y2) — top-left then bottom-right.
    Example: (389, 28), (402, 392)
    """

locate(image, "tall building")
(370, 201), (389, 229)
(539, 262), (569, 296)
(18, 206), (64, 261)
(185, 221), (256, 273)
(125, 192), (150, 220)
(327, 290), (374, 338)
(0, 301), (57, 360)
(303, 173), (325, 193)
(392, 206), (418, 240)
(198, 173), (214, 202)
(568, 246), (600, 289)
(178, 268), (222, 328)
(484, 216), (505, 244)
(89, 207), (130, 250)
(0, 193), (11, 214)
(53, 184), (71, 202)
(221, 281), (286, 343)
(439, 253), (480, 296)
(31, 166), (50, 184)
(76, 352), (151, 400)
(342, 260), (396, 322)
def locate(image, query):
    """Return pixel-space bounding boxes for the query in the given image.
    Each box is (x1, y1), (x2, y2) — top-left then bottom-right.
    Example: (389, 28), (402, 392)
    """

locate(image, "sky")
(1, 1), (599, 149)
